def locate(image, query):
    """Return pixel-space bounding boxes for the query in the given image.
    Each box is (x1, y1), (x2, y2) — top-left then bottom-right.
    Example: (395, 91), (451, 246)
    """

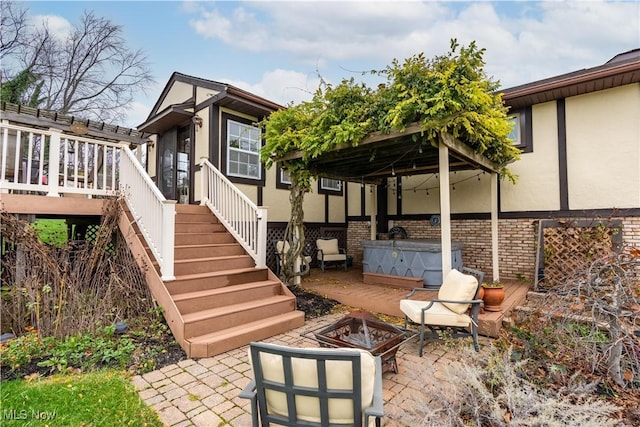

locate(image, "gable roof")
(138, 72), (283, 133)
(502, 49), (640, 109)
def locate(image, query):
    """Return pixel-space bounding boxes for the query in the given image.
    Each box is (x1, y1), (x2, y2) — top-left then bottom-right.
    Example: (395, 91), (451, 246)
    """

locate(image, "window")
(319, 177), (343, 195)
(227, 119), (261, 180)
(275, 164), (292, 189)
(281, 169), (292, 185)
(507, 106), (532, 153)
(508, 113), (521, 146)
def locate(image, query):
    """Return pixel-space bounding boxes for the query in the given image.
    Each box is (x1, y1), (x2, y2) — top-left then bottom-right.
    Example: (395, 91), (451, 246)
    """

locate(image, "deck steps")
(172, 280), (282, 313)
(187, 311), (305, 358)
(166, 267), (271, 294)
(174, 243), (245, 260)
(125, 204), (304, 358)
(183, 295), (297, 338)
(174, 254), (255, 275)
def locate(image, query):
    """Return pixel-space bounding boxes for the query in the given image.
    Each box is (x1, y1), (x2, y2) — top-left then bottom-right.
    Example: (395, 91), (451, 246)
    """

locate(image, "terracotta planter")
(482, 286), (505, 312)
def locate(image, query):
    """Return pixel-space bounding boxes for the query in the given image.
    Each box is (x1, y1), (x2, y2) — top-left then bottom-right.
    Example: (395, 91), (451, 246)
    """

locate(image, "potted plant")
(481, 282), (505, 312)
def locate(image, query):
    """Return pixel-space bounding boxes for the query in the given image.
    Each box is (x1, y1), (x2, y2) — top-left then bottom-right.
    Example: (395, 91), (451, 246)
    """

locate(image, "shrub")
(399, 344), (622, 427)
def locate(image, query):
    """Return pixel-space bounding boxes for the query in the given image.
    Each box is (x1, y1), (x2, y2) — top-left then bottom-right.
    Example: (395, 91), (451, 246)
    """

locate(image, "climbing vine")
(261, 39), (520, 283)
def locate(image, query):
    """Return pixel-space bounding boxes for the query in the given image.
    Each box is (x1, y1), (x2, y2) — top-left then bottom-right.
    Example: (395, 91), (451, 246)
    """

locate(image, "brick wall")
(347, 216), (639, 283)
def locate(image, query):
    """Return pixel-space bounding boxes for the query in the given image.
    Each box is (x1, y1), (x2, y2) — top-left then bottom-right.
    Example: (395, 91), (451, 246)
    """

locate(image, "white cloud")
(31, 14), (71, 40)
(187, 1), (638, 90)
(221, 68), (323, 106)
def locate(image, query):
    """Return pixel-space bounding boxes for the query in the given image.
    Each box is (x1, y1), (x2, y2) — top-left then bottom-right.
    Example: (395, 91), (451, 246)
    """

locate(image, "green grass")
(0, 371), (163, 426)
(32, 219), (67, 247)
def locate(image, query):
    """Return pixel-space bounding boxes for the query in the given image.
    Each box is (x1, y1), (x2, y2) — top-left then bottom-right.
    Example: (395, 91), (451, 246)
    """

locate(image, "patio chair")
(316, 238), (348, 272)
(273, 240), (312, 277)
(240, 341), (383, 427)
(400, 267), (484, 355)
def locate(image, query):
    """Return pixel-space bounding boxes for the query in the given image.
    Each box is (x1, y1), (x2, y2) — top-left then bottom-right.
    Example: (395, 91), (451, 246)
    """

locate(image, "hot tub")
(361, 239), (463, 288)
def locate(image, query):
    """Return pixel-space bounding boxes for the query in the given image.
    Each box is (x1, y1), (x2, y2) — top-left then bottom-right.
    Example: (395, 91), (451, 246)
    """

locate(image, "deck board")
(301, 269), (531, 338)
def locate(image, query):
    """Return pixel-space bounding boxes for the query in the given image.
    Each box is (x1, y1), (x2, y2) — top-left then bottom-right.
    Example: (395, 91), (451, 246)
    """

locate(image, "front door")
(157, 125), (191, 203)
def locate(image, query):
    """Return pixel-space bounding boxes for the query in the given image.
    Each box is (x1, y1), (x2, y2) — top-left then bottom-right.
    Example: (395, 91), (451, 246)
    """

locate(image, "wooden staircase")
(120, 203), (304, 358)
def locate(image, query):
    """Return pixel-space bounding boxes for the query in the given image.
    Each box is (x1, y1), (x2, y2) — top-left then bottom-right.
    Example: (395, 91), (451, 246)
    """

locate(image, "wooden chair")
(316, 238), (348, 272)
(400, 267), (484, 355)
(240, 341), (384, 427)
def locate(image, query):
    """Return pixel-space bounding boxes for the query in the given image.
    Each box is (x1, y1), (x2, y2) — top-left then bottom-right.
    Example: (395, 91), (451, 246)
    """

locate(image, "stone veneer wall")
(347, 216), (640, 284)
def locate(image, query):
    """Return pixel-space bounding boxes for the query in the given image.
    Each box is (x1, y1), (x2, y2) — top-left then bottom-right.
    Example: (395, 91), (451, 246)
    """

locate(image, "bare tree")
(1, 4), (153, 123)
(0, 1), (27, 60)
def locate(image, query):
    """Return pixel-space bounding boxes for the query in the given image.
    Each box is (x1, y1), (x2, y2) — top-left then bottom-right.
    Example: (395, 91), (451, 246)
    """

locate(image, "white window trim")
(280, 169), (292, 185)
(226, 119), (262, 180)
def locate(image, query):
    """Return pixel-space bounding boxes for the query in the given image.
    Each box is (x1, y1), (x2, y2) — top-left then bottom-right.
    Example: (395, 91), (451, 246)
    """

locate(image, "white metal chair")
(240, 341), (383, 427)
(400, 267), (484, 355)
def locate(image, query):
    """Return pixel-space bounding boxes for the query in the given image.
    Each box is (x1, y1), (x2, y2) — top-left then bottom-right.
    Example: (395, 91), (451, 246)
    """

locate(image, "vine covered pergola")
(261, 40), (520, 285)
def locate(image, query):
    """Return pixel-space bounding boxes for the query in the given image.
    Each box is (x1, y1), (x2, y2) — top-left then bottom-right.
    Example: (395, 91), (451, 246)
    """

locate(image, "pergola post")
(491, 172), (500, 282)
(370, 185), (377, 240)
(438, 143), (452, 277)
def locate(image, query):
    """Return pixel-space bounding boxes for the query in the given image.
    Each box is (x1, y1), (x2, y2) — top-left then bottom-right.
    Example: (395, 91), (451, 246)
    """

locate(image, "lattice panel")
(540, 224), (615, 290)
(266, 225), (346, 272)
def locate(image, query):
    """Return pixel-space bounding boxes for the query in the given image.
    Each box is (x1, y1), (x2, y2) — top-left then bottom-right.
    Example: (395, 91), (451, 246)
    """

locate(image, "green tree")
(0, 68), (44, 106)
(261, 40), (520, 284)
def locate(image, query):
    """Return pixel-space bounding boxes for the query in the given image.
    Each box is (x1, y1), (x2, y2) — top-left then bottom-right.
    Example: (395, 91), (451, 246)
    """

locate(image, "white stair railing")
(199, 158), (267, 268)
(120, 147), (176, 281)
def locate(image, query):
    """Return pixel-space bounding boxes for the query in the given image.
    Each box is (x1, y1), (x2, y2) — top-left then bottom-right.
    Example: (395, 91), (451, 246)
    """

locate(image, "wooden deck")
(301, 269), (531, 338)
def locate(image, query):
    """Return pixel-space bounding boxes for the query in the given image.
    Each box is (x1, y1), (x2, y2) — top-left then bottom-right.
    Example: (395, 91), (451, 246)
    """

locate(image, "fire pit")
(311, 311), (413, 373)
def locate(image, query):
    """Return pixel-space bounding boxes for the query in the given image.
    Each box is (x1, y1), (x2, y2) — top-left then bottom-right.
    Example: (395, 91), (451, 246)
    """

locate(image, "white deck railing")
(0, 123), (121, 197)
(0, 122), (270, 279)
(199, 158), (267, 268)
(120, 147), (176, 281)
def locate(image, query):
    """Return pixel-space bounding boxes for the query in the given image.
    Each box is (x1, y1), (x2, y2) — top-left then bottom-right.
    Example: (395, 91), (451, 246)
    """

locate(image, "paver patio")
(132, 309), (493, 426)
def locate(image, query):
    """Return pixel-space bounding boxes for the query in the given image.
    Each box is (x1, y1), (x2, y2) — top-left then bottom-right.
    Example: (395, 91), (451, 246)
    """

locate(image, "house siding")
(565, 85), (640, 209)
(501, 101), (561, 212)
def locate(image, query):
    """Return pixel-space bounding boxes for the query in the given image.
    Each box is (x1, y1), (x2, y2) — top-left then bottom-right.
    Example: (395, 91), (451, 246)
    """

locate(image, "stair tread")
(175, 254), (252, 264)
(174, 243), (240, 249)
(183, 295), (294, 323)
(187, 311), (305, 344)
(172, 280), (280, 300)
(174, 267), (267, 281)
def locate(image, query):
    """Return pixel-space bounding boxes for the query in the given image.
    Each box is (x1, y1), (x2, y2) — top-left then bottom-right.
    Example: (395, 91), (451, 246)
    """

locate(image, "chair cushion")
(437, 269), (478, 314)
(399, 300), (471, 328)
(321, 254), (347, 262)
(276, 240), (289, 254)
(316, 238), (340, 255)
(251, 347), (376, 424)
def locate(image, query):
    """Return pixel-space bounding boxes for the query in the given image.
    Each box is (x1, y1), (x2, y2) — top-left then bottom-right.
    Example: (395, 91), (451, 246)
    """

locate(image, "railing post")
(256, 206), (268, 268)
(160, 200), (177, 281)
(199, 157), (208, 206)
(47, 128), (62, 197)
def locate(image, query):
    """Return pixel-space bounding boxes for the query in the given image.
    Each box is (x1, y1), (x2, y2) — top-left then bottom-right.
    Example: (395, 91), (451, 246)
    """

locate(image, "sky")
(20, 0), (640, 128)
